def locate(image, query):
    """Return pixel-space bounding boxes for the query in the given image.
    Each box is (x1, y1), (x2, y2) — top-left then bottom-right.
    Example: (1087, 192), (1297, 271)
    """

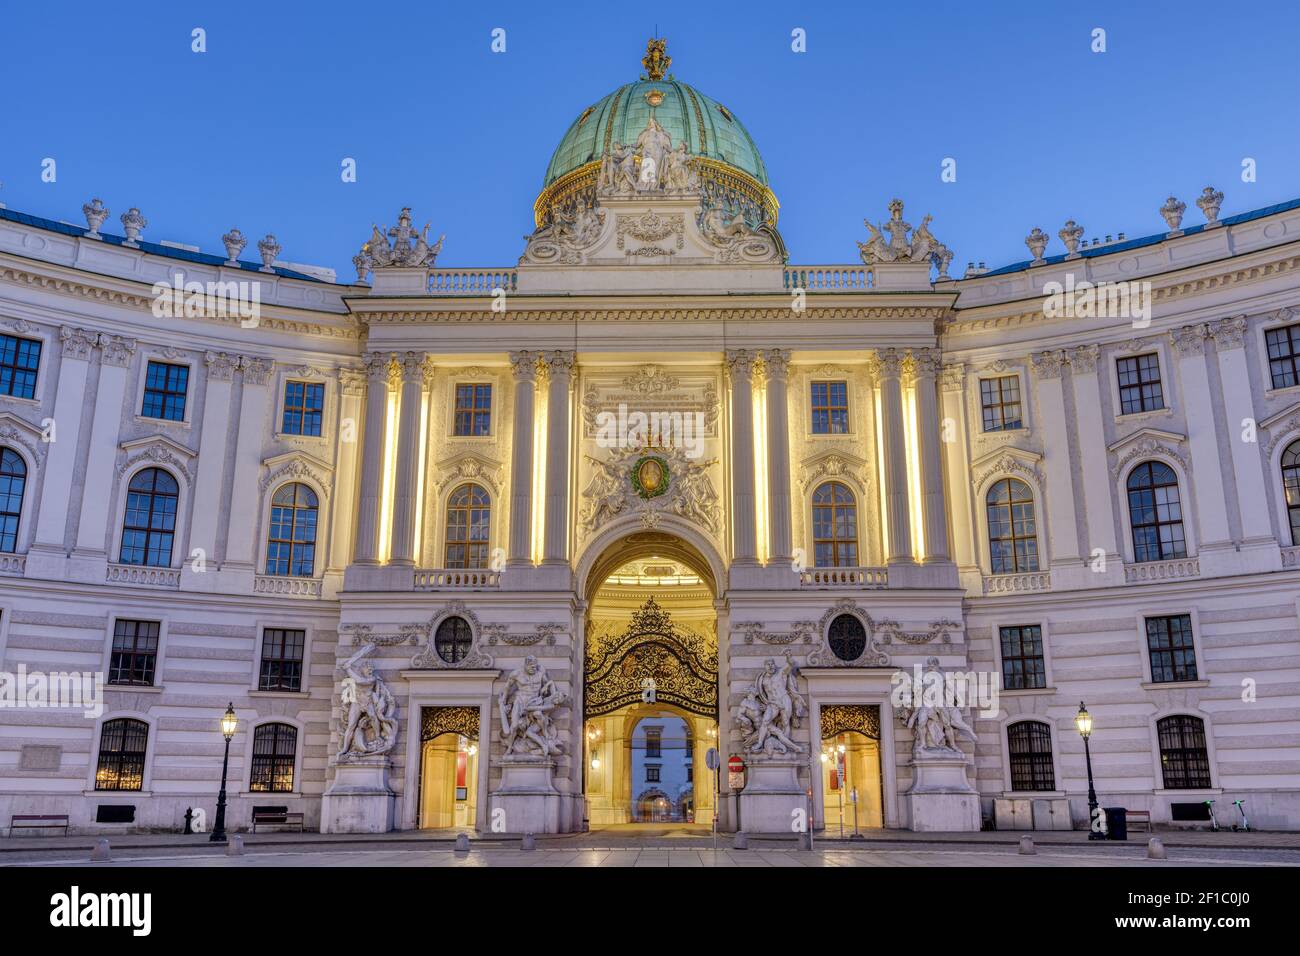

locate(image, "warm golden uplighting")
(377, 388), (399, 561)
(873, 387), (890, 552)
(530, 386), (548, 564)
(411, 391), (430, 561)
(903, 384), (926, 560)
(753, 386), (770, 562)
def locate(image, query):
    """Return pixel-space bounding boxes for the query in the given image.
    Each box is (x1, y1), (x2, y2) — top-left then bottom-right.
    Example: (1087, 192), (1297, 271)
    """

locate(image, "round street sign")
(705, 748), (719, 771)
(728, 754), (745, 774)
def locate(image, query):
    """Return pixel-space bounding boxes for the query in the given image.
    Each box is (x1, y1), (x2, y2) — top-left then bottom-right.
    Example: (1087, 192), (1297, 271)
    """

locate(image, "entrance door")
(418, 706), (480, 830)
(819, 705), (884, 833)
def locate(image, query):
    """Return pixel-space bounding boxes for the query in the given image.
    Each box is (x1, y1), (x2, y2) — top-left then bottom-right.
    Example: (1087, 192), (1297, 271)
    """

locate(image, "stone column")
(542, 350), (574, 565)
(329, 369), (365, 571)
(874, 348), (913, 565)
(1170, 326), (1232, 550)
(507, 351), (538, 567)
(1030, 350), (1081, 566)
(179, 351), (237, 569)
(1067, 346), (1121, 571)
(222, 356), (273, 571)
(762, 348), (793, 563)
(31, 328), (96, 555)
(353, 352), (391, 565)
(388, 351), (427, 567)
(726, 350), (758, 565)
(1210, 317), (1275, 547)
(939, 364), (977, 570)
(911, 348), (950, 562)
(73, 334), (137, 556)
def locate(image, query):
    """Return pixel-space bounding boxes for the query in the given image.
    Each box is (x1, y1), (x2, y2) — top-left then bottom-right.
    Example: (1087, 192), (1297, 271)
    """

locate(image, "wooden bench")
(251, 811), (305, 832)
(9, 814), (70, 835)
(1127, 810), (1152, 832)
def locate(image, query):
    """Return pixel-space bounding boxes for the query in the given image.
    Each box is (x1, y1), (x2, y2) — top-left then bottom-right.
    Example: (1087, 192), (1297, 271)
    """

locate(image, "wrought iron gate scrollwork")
(584, 597), (718, 719)
(421, 706), (480, 742)
(820, 704), (881, 741)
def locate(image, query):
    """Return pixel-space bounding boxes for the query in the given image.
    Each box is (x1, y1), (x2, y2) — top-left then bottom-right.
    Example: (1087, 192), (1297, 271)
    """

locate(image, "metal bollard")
(521, 832), (536, 851)
(454, 833), (471, 853)
(89, 838), (111, 862)
(1147, 837), (1167, 860)
(1018, 835), (1036, 855)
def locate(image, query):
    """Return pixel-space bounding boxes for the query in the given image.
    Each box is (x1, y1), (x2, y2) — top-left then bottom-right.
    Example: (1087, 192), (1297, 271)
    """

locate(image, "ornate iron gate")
(584, 597), (718, 719)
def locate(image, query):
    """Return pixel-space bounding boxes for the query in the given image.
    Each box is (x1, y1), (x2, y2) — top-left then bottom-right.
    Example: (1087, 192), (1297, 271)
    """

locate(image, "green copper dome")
(543, 72), (769, 188)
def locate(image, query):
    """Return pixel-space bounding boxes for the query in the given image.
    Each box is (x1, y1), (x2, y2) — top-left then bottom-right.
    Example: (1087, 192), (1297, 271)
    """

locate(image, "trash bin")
(1104, 806), (1128, 841)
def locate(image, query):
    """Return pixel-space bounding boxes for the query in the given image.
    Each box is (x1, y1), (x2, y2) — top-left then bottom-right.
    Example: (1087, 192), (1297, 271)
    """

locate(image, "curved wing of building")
(1, 39), (1298, 836)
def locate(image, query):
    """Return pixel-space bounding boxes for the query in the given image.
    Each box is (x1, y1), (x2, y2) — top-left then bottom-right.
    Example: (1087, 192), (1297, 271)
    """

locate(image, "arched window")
(266, 483), (318, 577)
(986, 478), (1038, 573)
(1156, 715), (1211, 790)
(812, 481), (858, 567)
(1282, 440), (1300, 545)
(119, 468), (179, 567)
(0, 448), (26, 553)
(95, 717), (149, 791)
(444, 484), (490, 569)
(1127, 461), (1186, 562)
(434, 616), (474, 664)
(1007, 721), (1055, 791)
(827, 613), (867, 662)
(250, 723), (298, 793)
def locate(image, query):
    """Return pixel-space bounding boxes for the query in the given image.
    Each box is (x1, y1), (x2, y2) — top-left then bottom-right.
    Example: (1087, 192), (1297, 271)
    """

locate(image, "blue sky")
(3, 0), (1298, 277)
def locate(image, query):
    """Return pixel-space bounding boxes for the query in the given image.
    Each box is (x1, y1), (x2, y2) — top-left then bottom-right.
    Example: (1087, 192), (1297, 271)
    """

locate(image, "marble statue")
(664, 142), (700, 191)
(739, 657), (807, 755)
(336, 643), (398, 760)
(365, 207), (444, 268)
(900, 659), (977, 755)
(521, 194), (607, 264)
(499, 656), (568, 757)
(635, 117), (672, 191)
(857, 199), (950, 275)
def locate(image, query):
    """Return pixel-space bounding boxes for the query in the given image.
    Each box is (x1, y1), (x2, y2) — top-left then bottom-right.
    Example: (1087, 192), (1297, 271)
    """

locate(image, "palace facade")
(2, 40), (1299, 835)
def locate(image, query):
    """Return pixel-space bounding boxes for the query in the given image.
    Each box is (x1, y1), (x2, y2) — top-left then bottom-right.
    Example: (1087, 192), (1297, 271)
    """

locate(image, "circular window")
(827, 614), (867, 662)
(434, 616), (473, 664)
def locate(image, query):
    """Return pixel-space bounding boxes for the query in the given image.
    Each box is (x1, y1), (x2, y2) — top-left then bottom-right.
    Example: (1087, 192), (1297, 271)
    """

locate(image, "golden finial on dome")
(642, 37), (670, 81)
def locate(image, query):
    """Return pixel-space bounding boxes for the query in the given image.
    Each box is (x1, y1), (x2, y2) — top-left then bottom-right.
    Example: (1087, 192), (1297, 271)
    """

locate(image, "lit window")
(95, 718), (148, 791)
(454, 384), (492, 437)
(250, 723), (298, 793)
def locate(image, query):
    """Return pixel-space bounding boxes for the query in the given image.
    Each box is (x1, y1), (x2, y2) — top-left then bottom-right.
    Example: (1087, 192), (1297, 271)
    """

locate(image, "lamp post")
(210, 702), (237, 843)
(1075, 701), (1105, 841)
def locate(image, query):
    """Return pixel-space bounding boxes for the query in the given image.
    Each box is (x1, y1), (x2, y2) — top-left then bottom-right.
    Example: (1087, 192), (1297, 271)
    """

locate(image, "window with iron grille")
(999, 625), (1046, 689)
(1146, 614), (1198, 683)
(1127, 461), (1186, 562)
(1266, 324), (1300, 390)
(0, 334), (41, 400)
(282, 381), (325, 436)
(810, 381), (849, 434)
(259, 628), (305, 692)
(453, 383), (492, 436)
(109, 619), (160, 686)
(1157, 715), (1211, 789)
(95, 718), (148, 791)
(980, 376), (1023, 431)
(0, 447), (26, 553)
(1007, 721), (1055, 791)
(249, 723), (298, 793)
(433, 616), (473, 664)
(828, 614), (867, 662)
(1116, 353), (1164, 414)
(141, 361), (189, 421)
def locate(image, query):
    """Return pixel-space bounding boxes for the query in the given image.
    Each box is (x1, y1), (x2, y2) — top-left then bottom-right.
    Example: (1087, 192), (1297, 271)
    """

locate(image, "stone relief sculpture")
(580, 446), (721, 537)
(857, 199), (952, 278)
(336, 643), (399, 760)
(361, 206), (444, 270)
(520, 193), (608, 264)
(736, 657), (808, 755)
(597, 118), (701, 198)
(697, 203), (780, 263)
(499, 656), (568, 757)
(898, 658), (978, 756)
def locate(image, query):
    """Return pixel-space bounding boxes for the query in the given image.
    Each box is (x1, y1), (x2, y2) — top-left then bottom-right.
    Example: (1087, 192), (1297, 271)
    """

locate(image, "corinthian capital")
(240, 356), (273, 386)
(59, 327), (97, 361)
(1030, 350), (1067, 379)
(940, 363), (965, 392)
(1066, 344), (1099, 374)
(870, 347), (904, 381)
(760, 348), (791, 381)
(204, 350), (240, 381)
(397, 350), (428, 384)
(1169, 324), (1207, 357)
(541, 349), (576, 378)
(363, 351), (392, 382)
(725, 348), (757, 381)
(98, 333), (137, 368)
(509, 350), (539, 383)
(908, 347), (941, 379)
(1208, 316), (1248, 351)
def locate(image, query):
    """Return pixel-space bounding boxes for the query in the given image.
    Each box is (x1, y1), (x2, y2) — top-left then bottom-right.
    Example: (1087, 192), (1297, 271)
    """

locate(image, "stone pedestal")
(320, 755), (396, 833)
(905, 750), (980, 832)
(491, 756), (562, 834)
(737, 756), (806, 834)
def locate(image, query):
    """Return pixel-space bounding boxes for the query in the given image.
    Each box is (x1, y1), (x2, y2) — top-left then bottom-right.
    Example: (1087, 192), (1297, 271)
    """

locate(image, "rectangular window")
(645, 729), (662, 759)
(980, 376), (1023, 431)
(282, 380), (325, 436)
(0, 334), (41, 400)
(645, 765), (660, 783)
(1146, 614), (1198, 683)
(999, 625), (1047, 690)
(1116, 353), (1164, 414)
(109, 619), (160, 686)
(453, 384), (492, 437)
(141, 361), (189, 421)
(1266, 324), (1300, 390)
(258, 628), (305, 692)
(810, 381), (849, 434)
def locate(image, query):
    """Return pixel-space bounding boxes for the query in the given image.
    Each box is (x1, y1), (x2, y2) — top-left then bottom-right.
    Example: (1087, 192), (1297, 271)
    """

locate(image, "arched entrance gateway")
(579, 528), (721, 830)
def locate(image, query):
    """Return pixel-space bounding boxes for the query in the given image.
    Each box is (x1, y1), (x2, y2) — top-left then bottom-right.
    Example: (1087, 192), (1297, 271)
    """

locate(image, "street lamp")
(210, 702), (237, 843)
(1075, 701), (1105, 841)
